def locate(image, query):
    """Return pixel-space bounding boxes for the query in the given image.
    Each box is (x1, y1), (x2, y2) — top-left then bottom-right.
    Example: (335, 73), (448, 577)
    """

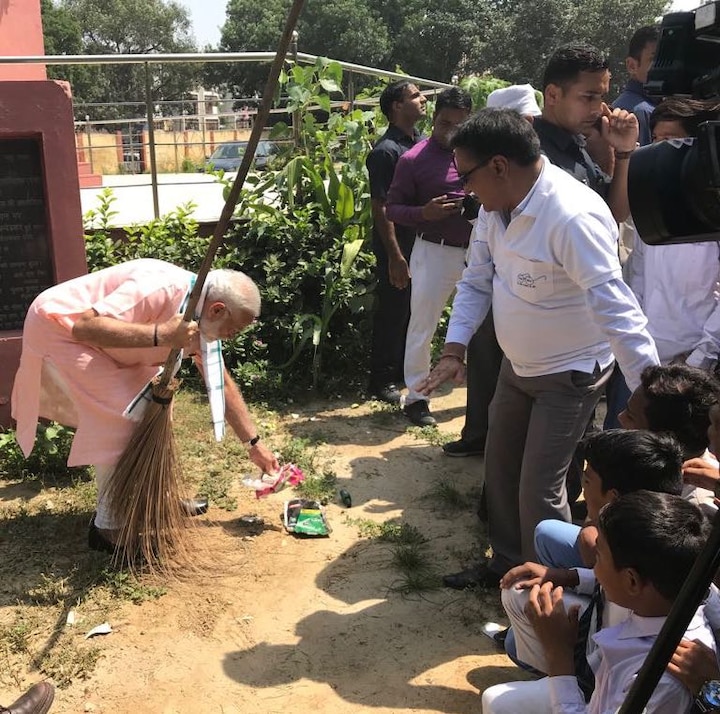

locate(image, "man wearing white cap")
(486, 84), (542, 119)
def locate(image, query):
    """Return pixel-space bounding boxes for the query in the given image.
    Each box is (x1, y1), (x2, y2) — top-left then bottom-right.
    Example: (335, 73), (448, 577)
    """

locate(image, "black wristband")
(248, 435), (261, 447)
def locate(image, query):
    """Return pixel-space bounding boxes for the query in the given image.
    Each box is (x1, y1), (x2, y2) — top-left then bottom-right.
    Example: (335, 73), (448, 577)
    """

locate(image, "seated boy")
(501, 429), (683, 674)
(620, 364), (720, 513)
(482, 491), (714, 714)
(534, 428), (684, 572)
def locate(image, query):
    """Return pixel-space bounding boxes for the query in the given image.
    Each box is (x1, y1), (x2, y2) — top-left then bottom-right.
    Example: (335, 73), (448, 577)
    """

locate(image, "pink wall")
(0, 0), (46, 80)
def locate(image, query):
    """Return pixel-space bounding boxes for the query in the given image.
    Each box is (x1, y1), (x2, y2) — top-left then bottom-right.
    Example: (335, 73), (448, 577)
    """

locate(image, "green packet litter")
(283, 498), (331, 537)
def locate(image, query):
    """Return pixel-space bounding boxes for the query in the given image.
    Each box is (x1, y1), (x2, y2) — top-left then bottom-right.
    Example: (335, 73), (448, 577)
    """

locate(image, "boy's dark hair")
(582, 429), (682, 496)
(450, 108), (541, 167)
(379, 80), (413, 120)
(628, 26), (659, 60)
(435, 86), (473, 115)
(542, 44), (609, 91)
(649, 97), (720, 138)
(640, 364), (720, 457)
(598, 491), (709, 601)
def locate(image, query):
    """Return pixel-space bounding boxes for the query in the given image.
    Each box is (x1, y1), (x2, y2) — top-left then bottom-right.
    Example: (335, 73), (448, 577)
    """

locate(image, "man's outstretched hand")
(416, 354), (466, 396)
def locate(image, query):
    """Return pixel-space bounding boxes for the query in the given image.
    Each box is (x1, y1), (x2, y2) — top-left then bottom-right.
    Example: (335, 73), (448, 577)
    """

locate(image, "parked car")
(203, 140), (277, 172)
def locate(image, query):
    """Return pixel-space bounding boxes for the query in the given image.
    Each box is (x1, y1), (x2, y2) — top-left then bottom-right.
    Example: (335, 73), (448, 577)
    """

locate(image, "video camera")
(628, 1), (720, 245)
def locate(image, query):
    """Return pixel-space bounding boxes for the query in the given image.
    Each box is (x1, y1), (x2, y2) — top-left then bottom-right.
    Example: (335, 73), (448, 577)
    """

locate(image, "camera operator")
(624, 101), (720, 364)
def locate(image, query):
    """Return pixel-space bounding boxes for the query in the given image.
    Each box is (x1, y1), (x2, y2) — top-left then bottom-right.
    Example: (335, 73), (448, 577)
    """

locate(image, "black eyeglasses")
(454, 156), (491, 186)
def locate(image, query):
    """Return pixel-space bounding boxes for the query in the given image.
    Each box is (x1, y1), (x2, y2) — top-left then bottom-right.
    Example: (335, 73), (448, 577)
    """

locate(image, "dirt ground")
(0, 386), (526, 714)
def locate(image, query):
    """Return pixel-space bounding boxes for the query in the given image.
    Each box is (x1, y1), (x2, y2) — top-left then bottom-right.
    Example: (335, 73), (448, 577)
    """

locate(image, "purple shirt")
(385, 137), (471, 248)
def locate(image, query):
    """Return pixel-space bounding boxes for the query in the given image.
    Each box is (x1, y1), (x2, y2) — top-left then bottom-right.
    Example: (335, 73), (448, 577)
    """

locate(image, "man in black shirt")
(534, 44), (638, 223)
(539, 44), (641, 499)
(366, 81), (426, 403)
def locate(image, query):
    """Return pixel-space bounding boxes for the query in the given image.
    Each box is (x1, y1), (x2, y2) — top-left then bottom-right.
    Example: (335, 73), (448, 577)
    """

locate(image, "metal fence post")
(84, 114), (94, 173)
(291, 30), (300, 149)
(144, 61), (160, 219)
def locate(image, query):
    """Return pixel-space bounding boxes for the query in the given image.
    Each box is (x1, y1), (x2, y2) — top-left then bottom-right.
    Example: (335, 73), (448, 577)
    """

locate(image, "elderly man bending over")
(12, 258), (278, 550)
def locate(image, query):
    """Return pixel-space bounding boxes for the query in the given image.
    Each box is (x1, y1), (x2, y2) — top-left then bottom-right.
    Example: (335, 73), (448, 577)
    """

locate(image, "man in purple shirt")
(386, 87), (473, 426)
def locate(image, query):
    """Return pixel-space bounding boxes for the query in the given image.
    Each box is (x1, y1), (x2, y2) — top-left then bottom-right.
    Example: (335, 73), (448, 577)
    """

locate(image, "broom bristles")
(105, 376), (195, 575)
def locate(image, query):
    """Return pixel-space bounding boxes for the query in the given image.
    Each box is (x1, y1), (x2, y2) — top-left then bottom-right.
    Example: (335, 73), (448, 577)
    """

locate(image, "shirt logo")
(517, 272), (547, 288)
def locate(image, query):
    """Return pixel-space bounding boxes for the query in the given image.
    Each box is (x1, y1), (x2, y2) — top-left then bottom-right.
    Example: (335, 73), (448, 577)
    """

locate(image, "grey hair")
(205, 269), (261, 317)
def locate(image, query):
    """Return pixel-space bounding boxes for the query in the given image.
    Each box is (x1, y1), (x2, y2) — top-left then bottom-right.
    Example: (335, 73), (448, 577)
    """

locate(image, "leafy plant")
(0, 424), (91, 483)
(407, 425), (458, 448)
(294, 469), (338, 504)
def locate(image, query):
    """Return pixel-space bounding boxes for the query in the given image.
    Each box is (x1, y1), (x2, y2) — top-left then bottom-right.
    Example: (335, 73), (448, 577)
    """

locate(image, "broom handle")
(158, 0), (307, 388)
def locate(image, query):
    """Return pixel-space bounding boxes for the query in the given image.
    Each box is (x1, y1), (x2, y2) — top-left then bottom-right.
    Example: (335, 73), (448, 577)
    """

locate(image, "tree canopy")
(42, 0), (198, 120)
(215, 0), (669, 97)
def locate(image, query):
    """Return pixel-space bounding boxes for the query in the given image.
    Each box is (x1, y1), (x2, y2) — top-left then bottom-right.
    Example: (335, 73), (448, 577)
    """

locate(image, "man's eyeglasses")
(454, 156), (492, 186)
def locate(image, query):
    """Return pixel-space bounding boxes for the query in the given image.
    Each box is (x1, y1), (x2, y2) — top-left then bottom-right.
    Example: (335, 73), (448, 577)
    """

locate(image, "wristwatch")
(695, 680), (720, 712)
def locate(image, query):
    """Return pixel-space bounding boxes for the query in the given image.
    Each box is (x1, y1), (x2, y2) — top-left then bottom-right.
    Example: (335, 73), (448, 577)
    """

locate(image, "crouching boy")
(482, 491), (714, 713)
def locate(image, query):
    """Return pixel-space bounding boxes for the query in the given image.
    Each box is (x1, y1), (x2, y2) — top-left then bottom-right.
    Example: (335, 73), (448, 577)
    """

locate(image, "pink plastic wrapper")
(242, 463), (305, 499)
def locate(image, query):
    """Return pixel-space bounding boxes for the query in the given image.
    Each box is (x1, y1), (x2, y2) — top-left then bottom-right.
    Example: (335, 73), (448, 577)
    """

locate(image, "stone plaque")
(0, 138), (54, 331)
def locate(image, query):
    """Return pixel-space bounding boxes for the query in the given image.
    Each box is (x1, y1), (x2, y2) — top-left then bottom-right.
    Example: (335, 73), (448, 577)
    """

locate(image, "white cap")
(486, 84), (542, 117)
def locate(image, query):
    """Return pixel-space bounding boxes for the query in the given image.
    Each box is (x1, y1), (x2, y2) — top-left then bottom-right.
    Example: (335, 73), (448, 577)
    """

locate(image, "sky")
(180, 0), (707, 49)
(180, 0), (226, 48)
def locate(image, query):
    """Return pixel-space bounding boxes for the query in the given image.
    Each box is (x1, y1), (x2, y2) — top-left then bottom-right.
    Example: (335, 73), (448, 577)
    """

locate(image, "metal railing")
(0, 49), (453, 219)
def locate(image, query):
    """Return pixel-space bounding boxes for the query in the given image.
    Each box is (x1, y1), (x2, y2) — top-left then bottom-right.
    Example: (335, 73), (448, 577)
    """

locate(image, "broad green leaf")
(335, 181), (355, 223)
(319, 78), (341, 93)
(340, 237), (364, 277)
(316, 94), (331, 113)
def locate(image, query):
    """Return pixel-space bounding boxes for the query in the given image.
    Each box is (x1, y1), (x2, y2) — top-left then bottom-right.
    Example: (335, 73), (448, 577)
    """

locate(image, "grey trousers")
(485, 357), (612, 574)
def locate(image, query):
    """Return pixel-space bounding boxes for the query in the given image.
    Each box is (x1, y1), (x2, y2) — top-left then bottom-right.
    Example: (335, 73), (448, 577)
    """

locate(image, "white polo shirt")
(446, 157), (658, 388)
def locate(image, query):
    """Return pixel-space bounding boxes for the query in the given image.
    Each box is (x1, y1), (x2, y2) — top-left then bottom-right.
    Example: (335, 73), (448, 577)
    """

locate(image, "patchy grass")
(347, 518), (428, 545)
(197, 468), (238, 511)
(389, 570), (442, 596)
(276, 436), (323, 476)
(294, 469), (338, 504)
(366, 400), (402, 426)
(422, 478), (472, 511)
(407, 425), (458, 447)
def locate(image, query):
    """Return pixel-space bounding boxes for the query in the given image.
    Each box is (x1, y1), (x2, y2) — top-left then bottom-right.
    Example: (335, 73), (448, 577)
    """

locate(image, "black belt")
(419, 233), (468, 249)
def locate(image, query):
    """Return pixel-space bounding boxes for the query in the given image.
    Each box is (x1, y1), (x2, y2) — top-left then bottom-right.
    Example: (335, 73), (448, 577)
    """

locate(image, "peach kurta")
(12, 259), (194, 466)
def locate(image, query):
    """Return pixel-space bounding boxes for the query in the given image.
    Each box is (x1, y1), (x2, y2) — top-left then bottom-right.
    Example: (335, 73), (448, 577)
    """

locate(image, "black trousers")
(461, 309), (503, 444)
(369, 237), (414, 386)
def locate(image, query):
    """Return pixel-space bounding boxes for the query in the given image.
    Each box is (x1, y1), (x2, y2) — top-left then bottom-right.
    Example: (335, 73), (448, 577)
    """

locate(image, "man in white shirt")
(420, 109), (658, 588)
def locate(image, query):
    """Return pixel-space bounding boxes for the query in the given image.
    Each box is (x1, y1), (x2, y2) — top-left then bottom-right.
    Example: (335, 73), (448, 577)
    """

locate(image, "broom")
(105, 0), (307, 573)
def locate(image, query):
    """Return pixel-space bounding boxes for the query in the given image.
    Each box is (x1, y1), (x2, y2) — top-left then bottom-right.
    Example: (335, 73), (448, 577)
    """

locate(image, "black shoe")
(493, 627), (510, 648)
(442, 438), (485, 457)
(181, 497), (209, 517)
(442, 563), (501, 590)
(403, 400), (437, 427)
(88, 518), (117, 554)
(369, 382), (402, 404)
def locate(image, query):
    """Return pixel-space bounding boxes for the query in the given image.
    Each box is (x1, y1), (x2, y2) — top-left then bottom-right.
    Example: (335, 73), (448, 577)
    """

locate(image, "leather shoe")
(180, 497), (209, 517)
(442, 438), (485, 457)
(369, 382), (402, 404)
(88, 517), (117, 554)
(442, 563), (501, 590)
(403, 400), (436, 426)
(1, 681), (54, 714)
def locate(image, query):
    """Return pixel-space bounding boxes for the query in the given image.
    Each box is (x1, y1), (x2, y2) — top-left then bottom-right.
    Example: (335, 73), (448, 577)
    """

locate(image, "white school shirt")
(446, 158), (658, 389)
(626, 235), (720, 368)
(548, 606), (716, 713)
